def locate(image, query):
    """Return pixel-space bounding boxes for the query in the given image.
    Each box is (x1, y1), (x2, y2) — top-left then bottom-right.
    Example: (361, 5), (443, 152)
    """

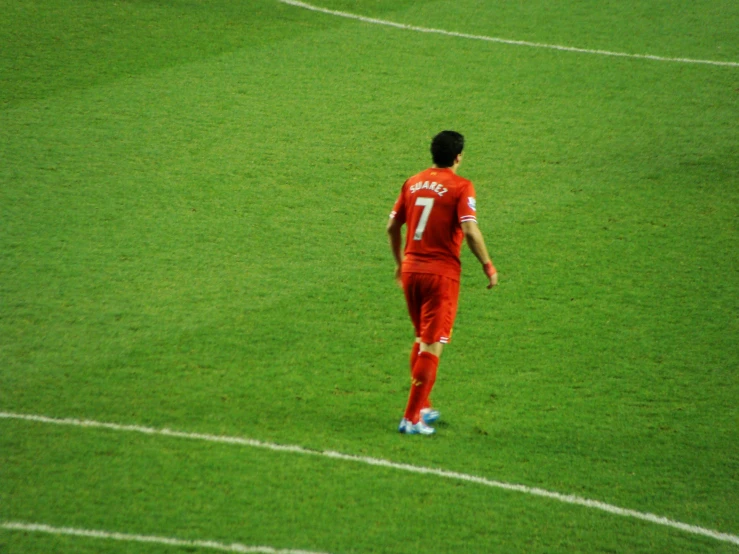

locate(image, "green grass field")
(1, 0), (738, 552)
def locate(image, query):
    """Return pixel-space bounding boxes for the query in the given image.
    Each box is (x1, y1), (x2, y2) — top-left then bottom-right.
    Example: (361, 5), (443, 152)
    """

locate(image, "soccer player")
(387, 131), (498, 436)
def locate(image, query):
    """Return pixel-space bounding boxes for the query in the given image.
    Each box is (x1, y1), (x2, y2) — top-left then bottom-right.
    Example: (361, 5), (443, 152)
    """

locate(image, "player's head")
(431, 131), (465, 168)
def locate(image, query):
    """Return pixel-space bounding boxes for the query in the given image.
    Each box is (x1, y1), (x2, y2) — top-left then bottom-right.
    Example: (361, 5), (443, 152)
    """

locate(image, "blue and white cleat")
(398, 418), (435, 435)
(420, 408), (441, 425)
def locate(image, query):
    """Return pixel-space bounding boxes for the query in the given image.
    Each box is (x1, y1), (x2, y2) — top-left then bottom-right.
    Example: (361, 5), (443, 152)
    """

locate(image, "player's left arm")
(461, 220), (497, 289)
(458, 182), (497, 289)
(386, 216), (404, 284)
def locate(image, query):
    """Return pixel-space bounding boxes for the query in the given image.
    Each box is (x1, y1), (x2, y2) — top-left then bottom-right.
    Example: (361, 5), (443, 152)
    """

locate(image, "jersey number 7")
(413, 197), (435, 240)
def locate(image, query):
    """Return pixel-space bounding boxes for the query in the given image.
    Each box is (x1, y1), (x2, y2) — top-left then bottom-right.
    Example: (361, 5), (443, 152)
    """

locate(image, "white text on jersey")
(410, 181), (448, 197)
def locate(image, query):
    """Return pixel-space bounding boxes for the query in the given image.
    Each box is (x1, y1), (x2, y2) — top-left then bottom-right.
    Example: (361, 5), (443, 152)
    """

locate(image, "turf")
(1, 0), (737, 552)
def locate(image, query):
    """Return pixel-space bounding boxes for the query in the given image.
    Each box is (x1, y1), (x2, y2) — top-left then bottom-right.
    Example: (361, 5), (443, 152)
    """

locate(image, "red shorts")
(402, 272), (460, 345)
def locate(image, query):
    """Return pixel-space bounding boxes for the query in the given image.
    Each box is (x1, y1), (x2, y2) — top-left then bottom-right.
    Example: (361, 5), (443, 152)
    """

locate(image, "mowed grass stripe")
(2, 411), (737, 546)
(1, 521), (332, 554)
(278, 0), (739, 67)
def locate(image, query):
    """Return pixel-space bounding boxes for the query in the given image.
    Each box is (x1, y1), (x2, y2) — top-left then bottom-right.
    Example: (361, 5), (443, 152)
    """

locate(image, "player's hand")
(487, 271), (498, 289)
(483, 261), (498, 289)
(394, 265), (402, 286)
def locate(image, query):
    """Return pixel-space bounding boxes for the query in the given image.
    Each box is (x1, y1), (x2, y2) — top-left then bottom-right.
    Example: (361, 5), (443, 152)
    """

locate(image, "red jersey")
(390, 167), (478, 281)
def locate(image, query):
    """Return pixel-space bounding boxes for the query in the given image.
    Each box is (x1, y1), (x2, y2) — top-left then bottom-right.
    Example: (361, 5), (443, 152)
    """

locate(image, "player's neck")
(432, 164), (459, 174)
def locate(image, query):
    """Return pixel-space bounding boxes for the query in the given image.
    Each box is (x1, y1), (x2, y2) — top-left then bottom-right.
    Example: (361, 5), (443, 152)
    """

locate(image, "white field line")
(2, 411), (738, 546)
(278, 0), (739, 68)
(0, 521), (331, 554)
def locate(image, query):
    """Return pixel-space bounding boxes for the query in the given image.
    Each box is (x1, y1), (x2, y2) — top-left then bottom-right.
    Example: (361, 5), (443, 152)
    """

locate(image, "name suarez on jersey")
(409, 181), (448, 196)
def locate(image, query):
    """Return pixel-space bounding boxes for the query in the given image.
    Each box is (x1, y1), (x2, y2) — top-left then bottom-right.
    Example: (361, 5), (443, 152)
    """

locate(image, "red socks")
(404, 351), (439, 424)
(410, 342), (420, 374)
(409, 342), (431, 411)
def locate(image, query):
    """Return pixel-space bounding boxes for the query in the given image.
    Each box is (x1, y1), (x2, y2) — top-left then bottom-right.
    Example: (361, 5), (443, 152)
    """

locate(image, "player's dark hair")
(431, 130), (464, 167)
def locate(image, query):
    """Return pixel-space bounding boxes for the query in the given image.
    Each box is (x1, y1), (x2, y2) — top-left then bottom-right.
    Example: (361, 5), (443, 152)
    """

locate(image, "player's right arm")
(387, 185), (408, 285)
(461, 220), (498, 289)
(387, 216), (404, 284)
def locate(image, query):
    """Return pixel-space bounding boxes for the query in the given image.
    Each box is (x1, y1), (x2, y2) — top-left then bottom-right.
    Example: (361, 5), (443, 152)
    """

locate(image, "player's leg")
(418, 341), (443, 423)
(419, 342), (444, 356)
(399, 274), (433, 434)
(401, 275), (444, 430)
(410, 338), (435, 411)
(410, 337), (440, 410)
(404, 276), (459, 429)
(405, 345), (441, 426)
(410, 339), (421, 376)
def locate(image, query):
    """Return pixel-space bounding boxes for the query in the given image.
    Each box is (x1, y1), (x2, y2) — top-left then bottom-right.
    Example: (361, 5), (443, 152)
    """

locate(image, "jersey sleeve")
(457, 181), (478, 224)
(389, 182), (407, 224)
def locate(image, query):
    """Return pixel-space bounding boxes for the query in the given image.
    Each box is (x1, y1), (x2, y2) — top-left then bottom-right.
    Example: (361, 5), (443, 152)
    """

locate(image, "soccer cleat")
(408, 420), (436, 435)
(398, 418), (435, 435)
(420, 408), (441, 424)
